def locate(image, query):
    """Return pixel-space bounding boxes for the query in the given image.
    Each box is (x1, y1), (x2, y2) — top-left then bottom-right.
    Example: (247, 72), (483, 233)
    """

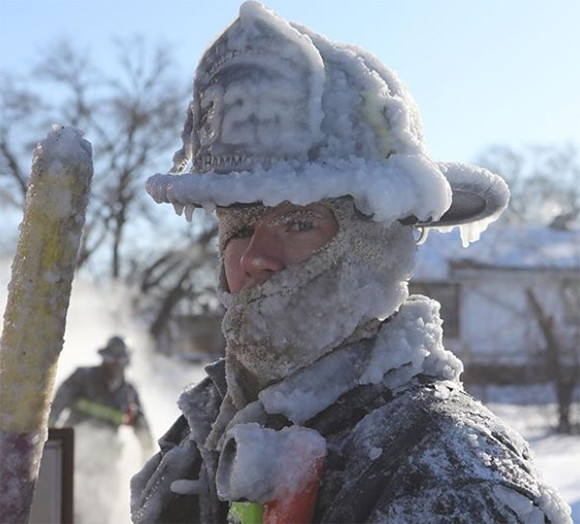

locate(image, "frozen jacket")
(131, 296), (571, 523)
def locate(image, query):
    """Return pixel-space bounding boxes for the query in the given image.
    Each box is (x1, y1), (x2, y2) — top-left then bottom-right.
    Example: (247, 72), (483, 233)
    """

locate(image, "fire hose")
(0, 126), (93, 523)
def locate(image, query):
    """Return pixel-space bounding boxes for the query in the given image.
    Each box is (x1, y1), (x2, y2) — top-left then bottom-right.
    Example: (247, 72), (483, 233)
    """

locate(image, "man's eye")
(289, 220), (315, 233)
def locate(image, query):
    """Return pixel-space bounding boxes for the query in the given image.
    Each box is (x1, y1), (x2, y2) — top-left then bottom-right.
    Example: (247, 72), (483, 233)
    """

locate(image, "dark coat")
(50, 365), (151, 440)
(131, 358), (567, 523)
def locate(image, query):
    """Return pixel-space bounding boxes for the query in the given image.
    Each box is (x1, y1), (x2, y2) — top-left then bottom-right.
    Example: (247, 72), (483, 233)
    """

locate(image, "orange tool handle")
(263, 457), (323, 524)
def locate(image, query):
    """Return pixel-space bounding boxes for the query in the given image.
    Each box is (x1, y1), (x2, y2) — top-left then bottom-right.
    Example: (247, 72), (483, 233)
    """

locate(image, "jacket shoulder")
(131, 415), (202, 523)
(354, 381), (538, 489)
(319, 381), (558, 523)
(131, 371), (225, 524)
(369, 483), (552, 523)
(74, 365), (101, 379)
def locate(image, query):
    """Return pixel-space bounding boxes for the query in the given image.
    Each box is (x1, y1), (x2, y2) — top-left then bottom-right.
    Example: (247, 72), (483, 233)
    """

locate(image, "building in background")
(412, 219), (580, 431)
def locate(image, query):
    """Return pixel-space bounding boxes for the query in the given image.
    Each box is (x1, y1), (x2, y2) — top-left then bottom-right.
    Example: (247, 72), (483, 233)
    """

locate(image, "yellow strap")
(75, 398), (125, 425)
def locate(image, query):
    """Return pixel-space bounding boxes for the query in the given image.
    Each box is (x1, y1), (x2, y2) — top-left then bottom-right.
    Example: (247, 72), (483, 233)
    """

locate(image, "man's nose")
(239, 227), (286, 285)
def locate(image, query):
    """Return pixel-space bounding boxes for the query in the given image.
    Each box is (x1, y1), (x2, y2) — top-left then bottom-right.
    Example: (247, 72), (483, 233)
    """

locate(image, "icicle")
(184, 204), (195, 222)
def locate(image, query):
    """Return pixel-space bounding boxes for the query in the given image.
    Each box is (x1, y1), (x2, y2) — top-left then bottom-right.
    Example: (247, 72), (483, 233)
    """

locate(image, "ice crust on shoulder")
(361, 295), (463, 387)
(493, 485), (572, 524)
(259, 295), (463, 424)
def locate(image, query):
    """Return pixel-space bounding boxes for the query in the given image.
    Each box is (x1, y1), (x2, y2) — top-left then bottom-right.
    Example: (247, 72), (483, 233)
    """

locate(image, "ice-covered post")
(0, 126), (93, 523)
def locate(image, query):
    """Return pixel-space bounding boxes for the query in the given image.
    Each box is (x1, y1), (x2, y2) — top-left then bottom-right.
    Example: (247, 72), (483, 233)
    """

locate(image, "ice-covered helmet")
(147, 1), (509, 246)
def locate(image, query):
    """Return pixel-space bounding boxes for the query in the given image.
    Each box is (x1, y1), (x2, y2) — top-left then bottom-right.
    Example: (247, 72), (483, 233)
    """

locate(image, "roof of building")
(415, 221), (580, 280)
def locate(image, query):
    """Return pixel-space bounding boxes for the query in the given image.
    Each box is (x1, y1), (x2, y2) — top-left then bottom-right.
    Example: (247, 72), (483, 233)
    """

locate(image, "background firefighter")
(50, 335), (154, 523)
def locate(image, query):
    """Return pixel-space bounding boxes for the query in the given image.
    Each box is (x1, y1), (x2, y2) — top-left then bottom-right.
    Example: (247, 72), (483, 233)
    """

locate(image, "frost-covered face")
(216, 198), (417, 409)
(221, 202), (339, 293)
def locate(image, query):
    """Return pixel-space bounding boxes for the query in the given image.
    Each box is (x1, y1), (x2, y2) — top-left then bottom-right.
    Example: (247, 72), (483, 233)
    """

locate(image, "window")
(30, 428), (74, 524)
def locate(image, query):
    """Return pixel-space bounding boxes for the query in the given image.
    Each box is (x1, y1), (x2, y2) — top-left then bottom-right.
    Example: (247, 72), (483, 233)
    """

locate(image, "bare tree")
(0, 37), (189, 279)
(1, 37), (223, 352)
(526, 288), (579, 433)
(473, 143), (580, 433)
(0, 76), (42, 196)
(476, 143), (580, 225)
(134, 218), (219, 347)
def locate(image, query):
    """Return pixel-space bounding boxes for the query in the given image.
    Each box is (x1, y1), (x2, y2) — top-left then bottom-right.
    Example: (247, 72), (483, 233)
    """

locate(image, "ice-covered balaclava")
(218, 197), (416, 409)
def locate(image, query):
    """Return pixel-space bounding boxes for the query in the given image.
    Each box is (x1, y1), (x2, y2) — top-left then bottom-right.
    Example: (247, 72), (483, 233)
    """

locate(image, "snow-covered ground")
(1, 257), (578, 522)
(488, 403), (580, 522)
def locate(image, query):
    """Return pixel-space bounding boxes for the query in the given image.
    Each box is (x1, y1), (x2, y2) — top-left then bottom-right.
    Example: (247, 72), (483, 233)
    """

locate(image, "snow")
(489, 403), (580, 523)
(37, 125), (91, 172)
(415, 222), (580, 280)
(361, 295), (462, 388)
(492, 485), (546, 524)
(29, 125), (92, 220)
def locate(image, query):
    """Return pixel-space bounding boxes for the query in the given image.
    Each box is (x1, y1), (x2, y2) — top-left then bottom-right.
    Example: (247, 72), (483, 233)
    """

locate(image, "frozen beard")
(218, 198), (417, 409)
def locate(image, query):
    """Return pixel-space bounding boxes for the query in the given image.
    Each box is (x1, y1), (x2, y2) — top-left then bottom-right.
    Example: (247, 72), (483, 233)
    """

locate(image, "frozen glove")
(217, 423), (326, 508)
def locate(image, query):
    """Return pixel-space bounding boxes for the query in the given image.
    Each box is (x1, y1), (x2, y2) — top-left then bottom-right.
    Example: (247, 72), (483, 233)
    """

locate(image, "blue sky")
(1, 0), (579, 164)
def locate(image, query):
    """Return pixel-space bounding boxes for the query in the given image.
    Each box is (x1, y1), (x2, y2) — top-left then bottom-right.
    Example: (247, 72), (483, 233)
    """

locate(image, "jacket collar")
(179, 294), (462, 444)
(257, 294), (462, 424)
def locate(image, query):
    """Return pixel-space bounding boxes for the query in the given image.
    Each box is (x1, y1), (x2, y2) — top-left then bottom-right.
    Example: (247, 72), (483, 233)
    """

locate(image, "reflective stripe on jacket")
(75, 398), (126, 426)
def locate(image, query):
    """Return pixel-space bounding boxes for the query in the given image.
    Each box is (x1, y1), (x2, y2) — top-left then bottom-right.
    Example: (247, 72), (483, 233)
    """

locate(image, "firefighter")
(50, 335), (154, 523)
(131, 3), (571, 523)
